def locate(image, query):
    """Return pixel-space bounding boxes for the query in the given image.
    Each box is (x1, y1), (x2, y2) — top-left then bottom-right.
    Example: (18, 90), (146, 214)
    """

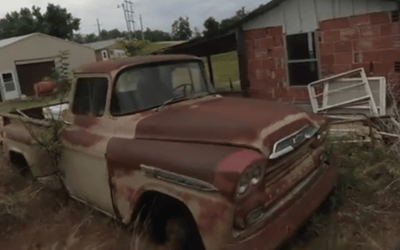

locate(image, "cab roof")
(76, 54), (201, 75)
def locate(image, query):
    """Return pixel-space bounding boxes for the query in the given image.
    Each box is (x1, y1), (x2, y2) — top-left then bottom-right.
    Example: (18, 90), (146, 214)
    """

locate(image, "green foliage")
(0, 4), (80, 40)
(220, 7), (247, 30)
(72, 28), (171, 44)
(117, 39), (150, 57)
(171, 16), (192, 41)
(201, 7), (247, 38)
(193, 27), (202, 38)
(143, 28), (171, 42)
(203, 17), (220, 36)
(49, 50), (73, 96)
(39, 118), (64, 167)
(325, 132), (400, 193)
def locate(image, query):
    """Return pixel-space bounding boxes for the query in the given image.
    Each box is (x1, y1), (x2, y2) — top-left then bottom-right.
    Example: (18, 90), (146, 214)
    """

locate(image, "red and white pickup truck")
(0, 55), (337, 250)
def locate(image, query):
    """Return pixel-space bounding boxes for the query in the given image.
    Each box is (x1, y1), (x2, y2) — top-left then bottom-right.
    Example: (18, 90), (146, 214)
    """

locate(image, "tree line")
(0, 3), (249, 43)
(73, 28), (172, 44)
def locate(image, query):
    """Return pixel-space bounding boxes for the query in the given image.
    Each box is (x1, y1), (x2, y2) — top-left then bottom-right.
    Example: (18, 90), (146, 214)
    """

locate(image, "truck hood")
(135, 96), (318, 155)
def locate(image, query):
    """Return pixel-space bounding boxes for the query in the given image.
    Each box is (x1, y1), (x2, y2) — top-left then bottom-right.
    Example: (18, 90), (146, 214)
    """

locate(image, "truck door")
(59, 76), (116, 216)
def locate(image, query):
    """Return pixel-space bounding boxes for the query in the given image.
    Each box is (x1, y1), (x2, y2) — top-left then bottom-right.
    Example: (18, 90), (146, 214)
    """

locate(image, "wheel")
(130, 194), (204, 250)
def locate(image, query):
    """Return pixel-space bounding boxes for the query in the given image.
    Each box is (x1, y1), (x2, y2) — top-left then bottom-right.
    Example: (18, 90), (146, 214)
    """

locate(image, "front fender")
(106, 138), (263, 250)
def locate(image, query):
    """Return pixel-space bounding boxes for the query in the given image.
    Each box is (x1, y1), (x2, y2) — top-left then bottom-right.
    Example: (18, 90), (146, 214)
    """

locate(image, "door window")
(72, 78), (108, 116)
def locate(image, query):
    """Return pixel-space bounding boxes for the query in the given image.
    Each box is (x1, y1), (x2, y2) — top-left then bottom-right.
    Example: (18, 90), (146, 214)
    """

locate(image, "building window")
(101, 50), (109, 61)
(1, 73), (16, 92)
(286, 32), (319, 86)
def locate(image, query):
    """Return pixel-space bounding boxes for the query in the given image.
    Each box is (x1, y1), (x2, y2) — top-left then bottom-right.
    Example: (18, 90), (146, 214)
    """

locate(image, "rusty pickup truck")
(0, 55), (337, 250)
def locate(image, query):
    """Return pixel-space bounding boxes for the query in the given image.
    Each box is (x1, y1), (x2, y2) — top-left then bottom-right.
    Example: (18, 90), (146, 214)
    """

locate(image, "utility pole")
(121, 4), (132, 40)
(119, 0), (136, 40)
(140, 14), (145, 40)
(97, 18), (101, 39)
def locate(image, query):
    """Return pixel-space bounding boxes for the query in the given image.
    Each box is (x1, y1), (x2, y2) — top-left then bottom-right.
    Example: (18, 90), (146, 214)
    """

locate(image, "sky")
(1, 0), (265, 35)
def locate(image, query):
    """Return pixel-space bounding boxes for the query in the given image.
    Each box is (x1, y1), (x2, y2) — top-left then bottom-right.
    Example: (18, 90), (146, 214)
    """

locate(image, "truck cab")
(1, 55), (336, 250)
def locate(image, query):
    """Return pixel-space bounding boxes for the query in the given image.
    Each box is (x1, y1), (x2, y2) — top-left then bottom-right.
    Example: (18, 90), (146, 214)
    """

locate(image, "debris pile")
(307, 68), (399, 144)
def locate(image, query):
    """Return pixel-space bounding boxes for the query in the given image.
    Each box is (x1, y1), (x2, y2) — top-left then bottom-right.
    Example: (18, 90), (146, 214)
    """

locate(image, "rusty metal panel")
(76, 54), (201, 75)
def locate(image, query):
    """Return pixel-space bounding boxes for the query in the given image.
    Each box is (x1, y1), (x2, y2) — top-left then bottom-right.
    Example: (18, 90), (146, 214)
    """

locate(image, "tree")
(72, 33), (85, 44)
(144, 28), (171, 42)
(42, 4), (80, 39)
(84, 33), (99, 43)
(193, 27), (202, 38)
(202, 17), (219, 37)
(0, 4), (80, 40)
(220, 7), (247, 30)
(171, 16), (192, 41)
(117, 39), (150, 57)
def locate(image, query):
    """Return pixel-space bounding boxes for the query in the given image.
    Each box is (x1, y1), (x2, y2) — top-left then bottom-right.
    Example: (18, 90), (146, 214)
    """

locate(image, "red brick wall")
(244, 26), (310, 102)
(319, 11), (400, 87)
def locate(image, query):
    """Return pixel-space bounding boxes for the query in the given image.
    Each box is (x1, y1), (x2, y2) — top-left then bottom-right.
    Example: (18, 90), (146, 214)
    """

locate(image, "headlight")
(237, 165), (265, 196)
(250, 165), (263, 185)
(237, 172), (250, 195)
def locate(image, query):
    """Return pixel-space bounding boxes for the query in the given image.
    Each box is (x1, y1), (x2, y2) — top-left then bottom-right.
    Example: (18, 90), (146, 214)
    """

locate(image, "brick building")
(164, 0), (400, 104)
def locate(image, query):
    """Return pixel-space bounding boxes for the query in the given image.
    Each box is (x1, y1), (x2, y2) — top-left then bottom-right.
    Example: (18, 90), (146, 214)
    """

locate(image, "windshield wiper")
(155, 96), (190, 112)
(155, 92), (214, 112)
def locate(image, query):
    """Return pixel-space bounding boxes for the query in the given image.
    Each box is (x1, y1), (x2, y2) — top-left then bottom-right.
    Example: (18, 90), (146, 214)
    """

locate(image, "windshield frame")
(110, 59), (215, 117)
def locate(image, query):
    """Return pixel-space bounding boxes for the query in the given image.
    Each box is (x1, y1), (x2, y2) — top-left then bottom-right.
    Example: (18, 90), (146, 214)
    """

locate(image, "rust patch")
(73, 115), (100, 129)
(197, 199), (230, 235)
(225, 164), (337, 250)
(61, 129), (102, 147)
(106, 138), (244, 188)
(135, 97), (309, 152)
(76, 54), (201, 75)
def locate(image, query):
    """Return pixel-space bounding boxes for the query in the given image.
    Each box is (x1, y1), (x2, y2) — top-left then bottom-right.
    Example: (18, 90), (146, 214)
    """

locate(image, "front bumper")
(224, 161), (337, 250)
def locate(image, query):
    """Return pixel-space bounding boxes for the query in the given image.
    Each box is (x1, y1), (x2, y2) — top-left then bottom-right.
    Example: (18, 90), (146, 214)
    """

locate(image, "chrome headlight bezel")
(236, 164), (265, 197)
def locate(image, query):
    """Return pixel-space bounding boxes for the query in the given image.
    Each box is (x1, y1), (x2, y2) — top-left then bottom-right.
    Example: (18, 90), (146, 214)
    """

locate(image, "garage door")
(16, 61), (55, 96)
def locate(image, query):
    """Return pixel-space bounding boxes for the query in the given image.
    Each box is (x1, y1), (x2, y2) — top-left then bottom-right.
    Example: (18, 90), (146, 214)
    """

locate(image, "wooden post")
(207, 55), (215, 87)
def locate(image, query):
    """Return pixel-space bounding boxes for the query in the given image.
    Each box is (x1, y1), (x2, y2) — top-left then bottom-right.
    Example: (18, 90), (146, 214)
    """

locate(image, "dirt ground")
(0, 149), (131, 250)
(1, 141), (400, 250)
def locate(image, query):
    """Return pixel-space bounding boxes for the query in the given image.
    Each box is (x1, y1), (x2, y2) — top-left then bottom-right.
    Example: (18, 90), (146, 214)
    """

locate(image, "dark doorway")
(16, 61), (55, 96)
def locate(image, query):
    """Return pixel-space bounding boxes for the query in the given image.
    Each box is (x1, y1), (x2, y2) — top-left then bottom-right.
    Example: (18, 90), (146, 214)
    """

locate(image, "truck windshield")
(111, 61), (214, 115)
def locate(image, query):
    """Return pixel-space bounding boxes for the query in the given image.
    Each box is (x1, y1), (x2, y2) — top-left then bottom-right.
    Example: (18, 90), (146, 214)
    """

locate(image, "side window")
(101, 50), (109, 61)
(72, 78), (108, 116)
(2, 73), (16, 92)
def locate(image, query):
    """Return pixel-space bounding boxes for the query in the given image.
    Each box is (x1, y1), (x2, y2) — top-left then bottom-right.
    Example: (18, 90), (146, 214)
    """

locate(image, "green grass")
(204, 51), (240, 92)
(138, 42), (175, 55)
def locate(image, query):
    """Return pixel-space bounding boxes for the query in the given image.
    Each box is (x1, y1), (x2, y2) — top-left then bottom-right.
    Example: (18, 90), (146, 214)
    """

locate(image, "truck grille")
(264, 140), (313, 189)
(269, 126), (317, 160)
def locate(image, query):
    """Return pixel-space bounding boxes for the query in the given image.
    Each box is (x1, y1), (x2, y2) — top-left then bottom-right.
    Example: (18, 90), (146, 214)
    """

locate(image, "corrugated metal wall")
(242, 0), (398, 34)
